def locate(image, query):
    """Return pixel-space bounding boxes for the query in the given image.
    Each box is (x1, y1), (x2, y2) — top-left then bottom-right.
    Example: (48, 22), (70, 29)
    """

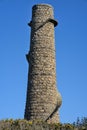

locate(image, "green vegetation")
(0, 118), (87, 130)
(73, 117), (87, 129)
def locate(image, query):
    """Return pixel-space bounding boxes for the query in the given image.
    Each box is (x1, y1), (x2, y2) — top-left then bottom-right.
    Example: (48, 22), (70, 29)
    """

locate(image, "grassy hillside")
(0, 119), (87, 130)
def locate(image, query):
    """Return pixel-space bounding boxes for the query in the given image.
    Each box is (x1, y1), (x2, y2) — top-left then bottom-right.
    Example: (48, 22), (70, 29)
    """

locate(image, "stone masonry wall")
(24, 4), (62, 123)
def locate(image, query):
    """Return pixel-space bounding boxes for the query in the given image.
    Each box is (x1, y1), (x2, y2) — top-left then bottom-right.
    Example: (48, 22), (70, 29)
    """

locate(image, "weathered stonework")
(24, 4), (62, 123)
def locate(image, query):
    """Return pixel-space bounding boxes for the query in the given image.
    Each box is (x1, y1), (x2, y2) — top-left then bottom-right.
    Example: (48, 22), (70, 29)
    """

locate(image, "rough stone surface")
(24, 4), (62, 123)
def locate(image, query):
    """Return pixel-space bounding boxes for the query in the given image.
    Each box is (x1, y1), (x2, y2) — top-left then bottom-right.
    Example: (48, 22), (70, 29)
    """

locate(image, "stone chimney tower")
(24, 4), (62, 123)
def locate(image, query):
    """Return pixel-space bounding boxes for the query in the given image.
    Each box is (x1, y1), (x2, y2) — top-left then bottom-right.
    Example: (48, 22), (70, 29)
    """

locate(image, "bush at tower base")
(0, 118), (87, 130)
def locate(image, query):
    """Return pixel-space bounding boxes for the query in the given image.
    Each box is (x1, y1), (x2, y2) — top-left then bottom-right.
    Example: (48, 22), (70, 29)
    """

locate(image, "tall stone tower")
(24, 4), (62, 123)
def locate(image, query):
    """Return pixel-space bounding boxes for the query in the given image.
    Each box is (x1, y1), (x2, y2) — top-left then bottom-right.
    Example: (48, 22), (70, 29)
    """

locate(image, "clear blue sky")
(0, 0), (87, 123)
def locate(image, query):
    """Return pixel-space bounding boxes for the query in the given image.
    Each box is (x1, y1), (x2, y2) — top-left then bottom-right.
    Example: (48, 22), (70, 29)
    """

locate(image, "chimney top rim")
(32, 4), (53, 9)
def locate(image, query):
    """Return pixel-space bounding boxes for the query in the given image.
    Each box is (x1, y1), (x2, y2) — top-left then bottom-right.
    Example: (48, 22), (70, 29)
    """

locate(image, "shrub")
(0, 119), (87, 130)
